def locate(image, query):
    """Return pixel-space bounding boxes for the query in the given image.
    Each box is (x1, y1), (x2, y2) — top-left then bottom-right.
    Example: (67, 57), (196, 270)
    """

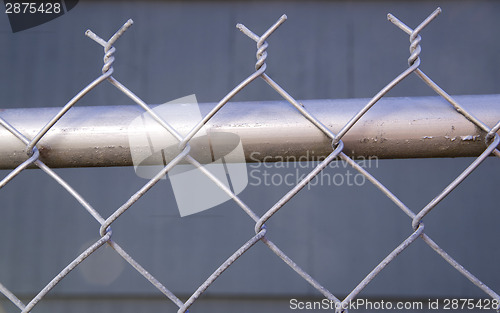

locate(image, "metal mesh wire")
(1, 7), (499, 313)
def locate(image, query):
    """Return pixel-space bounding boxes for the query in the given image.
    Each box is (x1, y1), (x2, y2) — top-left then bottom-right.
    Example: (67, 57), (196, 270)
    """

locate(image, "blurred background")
(0, 1), (499, 312)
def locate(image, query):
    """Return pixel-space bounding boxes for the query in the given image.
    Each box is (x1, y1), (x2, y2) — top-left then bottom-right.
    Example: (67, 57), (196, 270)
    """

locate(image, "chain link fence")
(1, 7), (499, 313)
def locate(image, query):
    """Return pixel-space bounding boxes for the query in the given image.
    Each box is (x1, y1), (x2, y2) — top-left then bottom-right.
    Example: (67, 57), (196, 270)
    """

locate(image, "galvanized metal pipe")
(0, 95), (499, 169)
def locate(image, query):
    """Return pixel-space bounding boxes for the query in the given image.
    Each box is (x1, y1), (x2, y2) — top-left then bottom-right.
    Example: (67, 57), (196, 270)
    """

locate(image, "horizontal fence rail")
(1, 95), (499, 169)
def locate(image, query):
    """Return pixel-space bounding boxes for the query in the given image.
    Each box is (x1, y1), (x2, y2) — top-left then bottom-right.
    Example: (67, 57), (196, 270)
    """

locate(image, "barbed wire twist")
(0, 7), (499, 313)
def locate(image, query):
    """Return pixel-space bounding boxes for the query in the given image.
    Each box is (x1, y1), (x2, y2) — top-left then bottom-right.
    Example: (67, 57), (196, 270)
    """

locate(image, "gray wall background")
(0, 1), (499, 312)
